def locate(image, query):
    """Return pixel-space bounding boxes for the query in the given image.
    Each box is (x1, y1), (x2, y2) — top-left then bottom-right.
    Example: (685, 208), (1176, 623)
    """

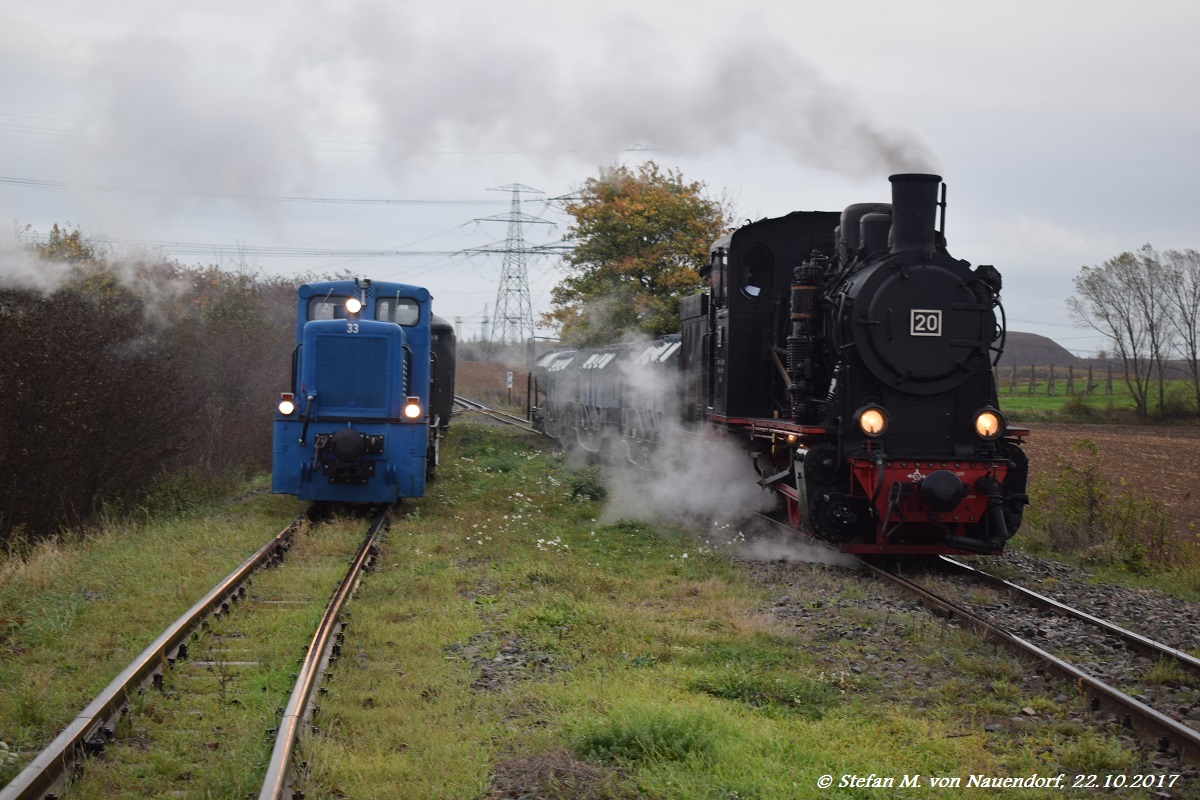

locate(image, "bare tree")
(1134, 245), (1175, 414)
(1068, 245), (1175, 417)
(1164, 248), (1200, 415)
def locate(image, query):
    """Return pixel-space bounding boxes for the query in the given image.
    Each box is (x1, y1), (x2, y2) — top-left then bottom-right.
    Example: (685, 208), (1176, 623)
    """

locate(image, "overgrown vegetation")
(289, 420), (1147, 797)
(0, 225), (299, 549)
(1021, 439), (1189, 575)
(0, 422), (1171, 796)
(0, 478), (308, 792)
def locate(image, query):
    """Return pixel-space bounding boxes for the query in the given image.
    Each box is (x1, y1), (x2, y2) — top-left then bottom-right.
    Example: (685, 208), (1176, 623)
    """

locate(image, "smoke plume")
(53, 4), (937, 211)
(344, 10), (939, 177)
(584, 337), (858, 566)
(0, 225), (191, 327)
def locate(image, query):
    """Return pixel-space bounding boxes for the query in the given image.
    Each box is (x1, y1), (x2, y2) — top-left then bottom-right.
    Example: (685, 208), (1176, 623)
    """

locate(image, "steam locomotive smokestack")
(888, 173), (942, 255)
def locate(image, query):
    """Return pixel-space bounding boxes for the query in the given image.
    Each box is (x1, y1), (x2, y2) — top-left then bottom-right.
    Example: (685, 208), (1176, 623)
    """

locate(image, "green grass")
(291, 421), (1150, 798)
(0, 478), (308, 790)
(0, 424), (1170, 797)
(999, 376), (1200, 422)
(63, 516), (369, 798)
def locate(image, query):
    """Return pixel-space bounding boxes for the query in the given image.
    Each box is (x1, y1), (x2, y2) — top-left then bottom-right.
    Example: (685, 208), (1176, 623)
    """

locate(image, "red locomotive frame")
(711, 414), (1029, 555)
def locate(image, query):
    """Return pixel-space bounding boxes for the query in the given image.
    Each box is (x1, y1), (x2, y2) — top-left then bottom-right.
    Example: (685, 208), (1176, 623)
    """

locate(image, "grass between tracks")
(0, 421), (1157, 798)
(292, 420), (1143, 799)
(0, 481), (313, 795)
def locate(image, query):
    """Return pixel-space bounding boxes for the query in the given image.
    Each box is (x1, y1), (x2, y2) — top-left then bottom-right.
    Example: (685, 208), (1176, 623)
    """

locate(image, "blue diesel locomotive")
(272, 278), (455, 504)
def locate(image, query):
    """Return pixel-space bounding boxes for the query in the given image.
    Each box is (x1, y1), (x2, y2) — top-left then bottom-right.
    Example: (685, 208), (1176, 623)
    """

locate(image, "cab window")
(740, 243), (773, 299)
(307, 297), (353, 321)
(375, 297), (420, 326)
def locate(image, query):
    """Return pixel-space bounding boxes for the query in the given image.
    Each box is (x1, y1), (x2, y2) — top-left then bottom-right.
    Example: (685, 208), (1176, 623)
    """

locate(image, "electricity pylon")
(469, 184), (554, 346)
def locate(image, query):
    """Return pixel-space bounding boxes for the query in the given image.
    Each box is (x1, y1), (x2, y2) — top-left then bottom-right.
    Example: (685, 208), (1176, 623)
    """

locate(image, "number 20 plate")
(910, 309), (942, 337)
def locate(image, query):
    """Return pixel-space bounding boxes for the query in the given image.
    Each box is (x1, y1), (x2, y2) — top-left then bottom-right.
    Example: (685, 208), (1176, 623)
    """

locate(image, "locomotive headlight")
(345, 297), (363, 314)
(974, 409), (1005, 440)
(403, 396), (423, 420)
(856, 405), (888, 437)
(278, 392), (296, 416)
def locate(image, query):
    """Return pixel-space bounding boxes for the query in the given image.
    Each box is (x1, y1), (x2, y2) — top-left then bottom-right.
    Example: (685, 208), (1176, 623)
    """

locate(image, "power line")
(0, 175), (508, 206)
(19, 231), (465, 258)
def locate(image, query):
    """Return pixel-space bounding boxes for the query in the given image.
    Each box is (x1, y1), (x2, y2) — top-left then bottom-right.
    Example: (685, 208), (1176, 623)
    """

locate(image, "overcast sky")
(2, 0), (1196, 354)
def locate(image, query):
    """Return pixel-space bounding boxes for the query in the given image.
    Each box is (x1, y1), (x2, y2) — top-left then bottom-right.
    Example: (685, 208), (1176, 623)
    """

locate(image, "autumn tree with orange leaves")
(546, 162), (726, 346)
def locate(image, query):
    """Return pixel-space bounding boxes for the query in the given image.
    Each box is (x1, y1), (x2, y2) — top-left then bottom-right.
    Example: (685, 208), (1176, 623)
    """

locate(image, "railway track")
(750, 511), (1200, 767)
(1, 508), (391, 800)
(867, 557), (1200, 765)
(259, 506), (389, 800)
(453, 395), (540, 434)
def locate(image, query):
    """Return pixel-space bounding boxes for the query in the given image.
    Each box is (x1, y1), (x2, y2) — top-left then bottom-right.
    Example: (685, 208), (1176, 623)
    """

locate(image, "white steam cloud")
(588, 339), (857, 567)
(75, 32), (315, 200)
(603, 430), (778, 524)
(346, 11), (938, 177)
(54, 5), (936, 208)
(0, 226), (190, 327)
(0, 227), (66, 294)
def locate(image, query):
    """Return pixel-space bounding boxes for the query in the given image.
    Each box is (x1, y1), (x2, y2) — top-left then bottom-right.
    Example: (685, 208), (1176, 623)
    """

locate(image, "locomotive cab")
(272, 278), (451, 504)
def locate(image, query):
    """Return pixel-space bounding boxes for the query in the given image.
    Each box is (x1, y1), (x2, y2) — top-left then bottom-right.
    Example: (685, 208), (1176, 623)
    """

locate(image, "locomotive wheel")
(813, 491), (870, 543)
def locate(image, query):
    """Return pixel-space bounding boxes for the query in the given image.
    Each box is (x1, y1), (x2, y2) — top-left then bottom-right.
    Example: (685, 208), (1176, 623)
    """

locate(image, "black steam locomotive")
(534, 174), (1028, 556)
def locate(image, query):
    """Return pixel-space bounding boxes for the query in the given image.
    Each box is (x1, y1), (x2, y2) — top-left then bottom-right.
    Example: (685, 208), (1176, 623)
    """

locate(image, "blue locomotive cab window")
(740, 244), (774, 299)
(376, 297), (420, 326)
(307, 297), (354, 321)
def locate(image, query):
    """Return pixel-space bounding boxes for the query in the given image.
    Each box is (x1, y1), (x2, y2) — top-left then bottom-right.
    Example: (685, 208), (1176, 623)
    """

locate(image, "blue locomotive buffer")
(273, 281), (432, 503)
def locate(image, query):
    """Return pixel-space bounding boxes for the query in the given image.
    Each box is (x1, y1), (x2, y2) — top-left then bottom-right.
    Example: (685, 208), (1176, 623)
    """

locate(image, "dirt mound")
(997, 332), (1080, 367)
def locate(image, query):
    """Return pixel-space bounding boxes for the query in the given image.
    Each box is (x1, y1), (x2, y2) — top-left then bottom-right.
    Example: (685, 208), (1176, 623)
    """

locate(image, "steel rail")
(939, 556), (1200, 678)
(863, 560), (1200, 765)
(453, 394), (530, 424)
(258, 506), (391, 800)
(452, 395), (539, 433)
(0, 518), (303, 800)
(746, 511), (1200, 762)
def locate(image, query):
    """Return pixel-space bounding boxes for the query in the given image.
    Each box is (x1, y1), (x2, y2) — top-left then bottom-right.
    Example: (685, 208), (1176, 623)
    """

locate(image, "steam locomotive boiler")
(682, 173), (1028, 554)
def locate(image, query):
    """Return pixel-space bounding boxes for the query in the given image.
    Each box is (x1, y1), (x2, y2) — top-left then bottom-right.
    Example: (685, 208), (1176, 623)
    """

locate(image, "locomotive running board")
(706, 414), (831, 439)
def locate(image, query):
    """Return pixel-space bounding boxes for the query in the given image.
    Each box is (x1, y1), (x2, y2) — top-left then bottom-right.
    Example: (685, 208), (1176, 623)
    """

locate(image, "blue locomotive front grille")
(314, 335), (389, 414)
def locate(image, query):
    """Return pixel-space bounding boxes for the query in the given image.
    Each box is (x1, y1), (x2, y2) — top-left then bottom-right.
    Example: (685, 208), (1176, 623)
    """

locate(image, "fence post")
(1087, 363), (1093, 395)
(1106, 364), (1113, 395)
(1066, 363), (1075, 396)
(1029, 364), (1035, 396)
(1010, 364), (1017, 396)
(1048, 364), (1056, 396)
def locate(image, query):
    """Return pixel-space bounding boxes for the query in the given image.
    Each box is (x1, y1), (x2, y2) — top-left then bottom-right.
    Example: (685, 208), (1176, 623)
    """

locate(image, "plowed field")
(1020, 423), (1200, 537)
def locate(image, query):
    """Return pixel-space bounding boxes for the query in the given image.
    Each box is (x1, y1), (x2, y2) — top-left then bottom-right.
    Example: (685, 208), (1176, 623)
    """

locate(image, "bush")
(0, 232), (298, 548)
(574, 707), (717, 765)
(1024, 439), (1177, 571)
(570, 470), (608, 502)
(1059, 395), (1095, 418)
